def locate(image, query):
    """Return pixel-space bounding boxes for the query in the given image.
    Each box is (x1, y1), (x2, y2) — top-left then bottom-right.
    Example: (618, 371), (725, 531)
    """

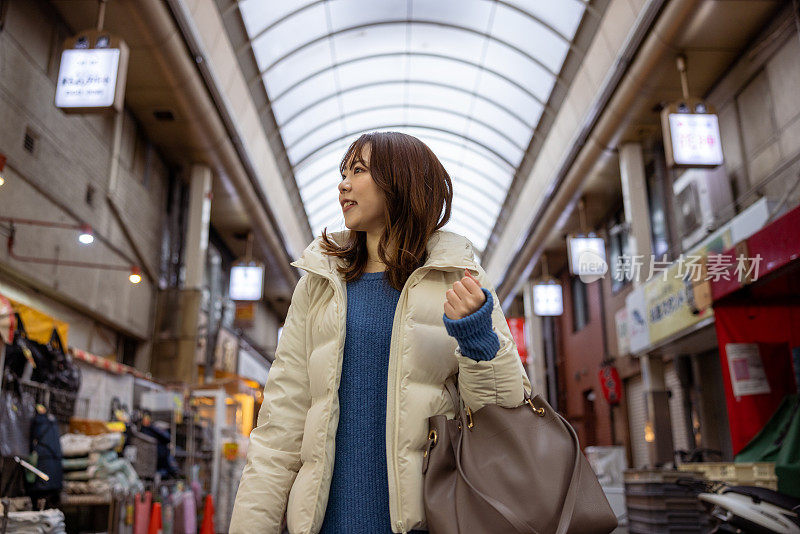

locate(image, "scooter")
(696, 481), (800, 534)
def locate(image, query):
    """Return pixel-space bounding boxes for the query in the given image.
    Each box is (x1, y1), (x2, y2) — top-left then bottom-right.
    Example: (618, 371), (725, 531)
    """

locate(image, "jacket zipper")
(387, 268), (431, 533)
(295, 265), (347, 532)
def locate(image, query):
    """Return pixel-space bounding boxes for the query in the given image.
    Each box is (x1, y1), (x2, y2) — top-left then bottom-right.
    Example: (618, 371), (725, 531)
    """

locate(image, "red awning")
(711, 204), (800, 301)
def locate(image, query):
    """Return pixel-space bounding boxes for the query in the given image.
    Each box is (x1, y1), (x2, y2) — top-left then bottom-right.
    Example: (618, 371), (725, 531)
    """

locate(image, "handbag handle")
(48, 328), (66, 356)
(445, 378), (582, 534)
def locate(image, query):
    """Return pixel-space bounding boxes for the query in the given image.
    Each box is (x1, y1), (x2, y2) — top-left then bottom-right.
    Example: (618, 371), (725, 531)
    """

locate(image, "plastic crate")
(624, 469), (705, 484)
(625, 494), (703, 511)
(677, 462), (777, 490)
(628, 518), (706, 534)
(627, 506), (708, 525)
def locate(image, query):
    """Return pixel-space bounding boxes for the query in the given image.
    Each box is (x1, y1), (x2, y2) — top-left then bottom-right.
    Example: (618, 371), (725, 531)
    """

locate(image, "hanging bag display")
(0, 372), (35, 457)
(3, 314), (55, 384)
(45, 327), (81, 393)
(422, 376), (617, 534)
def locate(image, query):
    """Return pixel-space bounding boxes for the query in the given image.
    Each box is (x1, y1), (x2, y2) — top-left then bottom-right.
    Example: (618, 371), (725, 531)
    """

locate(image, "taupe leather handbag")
(422, 377), (618, 534)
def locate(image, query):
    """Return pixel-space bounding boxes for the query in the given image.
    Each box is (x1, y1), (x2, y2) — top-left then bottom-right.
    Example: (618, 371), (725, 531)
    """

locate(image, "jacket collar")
(290, 229), (476, 278)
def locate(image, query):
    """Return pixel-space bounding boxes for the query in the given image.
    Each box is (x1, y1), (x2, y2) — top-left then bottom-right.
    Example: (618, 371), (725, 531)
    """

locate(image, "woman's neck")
(365, 229), (386, 271)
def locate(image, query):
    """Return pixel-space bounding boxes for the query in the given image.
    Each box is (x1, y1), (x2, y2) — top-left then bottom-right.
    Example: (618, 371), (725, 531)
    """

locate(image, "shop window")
(571, 276), (589, 332)
(607, 209), (631, 294)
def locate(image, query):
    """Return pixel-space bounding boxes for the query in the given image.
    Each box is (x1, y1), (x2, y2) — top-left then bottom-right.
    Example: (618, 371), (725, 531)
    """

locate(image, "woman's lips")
(343, 202), (356, 213)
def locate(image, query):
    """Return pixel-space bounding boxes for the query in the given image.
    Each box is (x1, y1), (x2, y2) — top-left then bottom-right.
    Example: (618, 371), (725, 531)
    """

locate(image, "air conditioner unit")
(672, 166), (734, 251)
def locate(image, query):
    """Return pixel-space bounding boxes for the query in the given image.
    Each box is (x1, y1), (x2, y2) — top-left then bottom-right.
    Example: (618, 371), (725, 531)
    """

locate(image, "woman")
(230, 132), (531, 534)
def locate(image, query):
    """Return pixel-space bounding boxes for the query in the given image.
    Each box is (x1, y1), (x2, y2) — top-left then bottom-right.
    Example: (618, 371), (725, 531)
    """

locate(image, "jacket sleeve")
(230, 274), (312, 534)
(455, 263), (533, 412)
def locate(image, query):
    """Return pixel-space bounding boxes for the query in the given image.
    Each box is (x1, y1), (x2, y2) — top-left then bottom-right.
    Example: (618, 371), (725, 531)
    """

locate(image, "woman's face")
(339, 144), (386, 234)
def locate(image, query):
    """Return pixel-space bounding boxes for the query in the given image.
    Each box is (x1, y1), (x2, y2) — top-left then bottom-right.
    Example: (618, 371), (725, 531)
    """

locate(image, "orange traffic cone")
(148, 502), (162, 534)
(200, 494), (215, 534)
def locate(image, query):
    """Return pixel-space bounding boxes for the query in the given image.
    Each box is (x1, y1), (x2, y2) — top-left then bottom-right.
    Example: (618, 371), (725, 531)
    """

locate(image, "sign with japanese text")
(625, 286), (649, 354)
(661, 100), (724, 168)
(55, 30), (128, 113)
(598, 365), (622, 405)
(725, 343), (771, 397)
(56, 49), (120, 108)
(615, 308), (629, 356)
(667, 114), (724, 166)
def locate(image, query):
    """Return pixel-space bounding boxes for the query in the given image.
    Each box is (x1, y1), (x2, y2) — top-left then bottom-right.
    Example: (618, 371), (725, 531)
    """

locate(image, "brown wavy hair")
(320, 131), (453, 291)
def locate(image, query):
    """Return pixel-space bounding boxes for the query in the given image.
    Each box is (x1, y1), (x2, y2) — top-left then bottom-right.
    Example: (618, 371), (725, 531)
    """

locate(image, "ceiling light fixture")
(78, 224), (94, 245)
(129, 266), (142, 284)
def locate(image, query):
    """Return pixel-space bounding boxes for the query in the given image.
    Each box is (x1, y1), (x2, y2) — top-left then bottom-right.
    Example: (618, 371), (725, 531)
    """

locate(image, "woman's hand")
(444, 268), (487, 320)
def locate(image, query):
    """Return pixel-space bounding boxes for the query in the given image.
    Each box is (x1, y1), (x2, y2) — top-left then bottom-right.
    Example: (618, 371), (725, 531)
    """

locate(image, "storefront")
(0, 294), (231, 532)
(708, 204), (800, 495)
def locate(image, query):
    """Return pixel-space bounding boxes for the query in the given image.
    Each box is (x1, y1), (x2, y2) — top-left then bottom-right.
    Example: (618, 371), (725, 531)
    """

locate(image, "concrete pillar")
(522, 280), (547, 398)
(183, 164), (213, 289)
(151, 164), (212, 383)
(619, 143), (653, 286)
(619, 143), (673, 465)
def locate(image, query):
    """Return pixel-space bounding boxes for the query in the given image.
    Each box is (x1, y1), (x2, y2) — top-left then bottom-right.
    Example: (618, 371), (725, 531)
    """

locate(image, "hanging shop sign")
(506, 317), (528, 365)
(598, 365), (622, 405)
(55, 30), (129, 114)
(237, 349), (269, 386)
(615, 308), (629, 356)
(532, 281), (563, 316)
(644, 261), (714, 345)
(229, 262), (265, 301)
(625, 286), (649, 354)
(215, 327), (240, 373)
(566, 235), (607, 281)
(234, 301), (256, 329)
(661, 100), (724, 168)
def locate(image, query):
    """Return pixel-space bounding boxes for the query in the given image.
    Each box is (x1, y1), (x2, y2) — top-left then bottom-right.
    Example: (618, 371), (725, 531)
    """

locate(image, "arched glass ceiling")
(236, 0), (587, 254)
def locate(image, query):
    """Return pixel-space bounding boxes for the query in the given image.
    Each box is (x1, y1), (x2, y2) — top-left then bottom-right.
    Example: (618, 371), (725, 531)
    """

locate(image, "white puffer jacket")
(230, 229), (531, 533)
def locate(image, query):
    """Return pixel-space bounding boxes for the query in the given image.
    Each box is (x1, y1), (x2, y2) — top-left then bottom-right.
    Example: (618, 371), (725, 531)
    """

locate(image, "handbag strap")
(444, 375), (461, 413)
(452, 403), (583, 534)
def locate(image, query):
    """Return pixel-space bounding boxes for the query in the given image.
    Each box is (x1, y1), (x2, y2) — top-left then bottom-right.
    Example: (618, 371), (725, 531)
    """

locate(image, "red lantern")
(598, 365), (622, 405)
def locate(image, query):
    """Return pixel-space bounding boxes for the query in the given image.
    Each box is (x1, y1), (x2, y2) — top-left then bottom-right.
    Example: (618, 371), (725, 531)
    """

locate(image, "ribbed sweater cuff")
(442, 288), (499, 361)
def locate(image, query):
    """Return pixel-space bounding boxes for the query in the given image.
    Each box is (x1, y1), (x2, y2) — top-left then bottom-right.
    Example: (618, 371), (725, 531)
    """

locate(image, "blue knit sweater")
(319, 270), (499, 533)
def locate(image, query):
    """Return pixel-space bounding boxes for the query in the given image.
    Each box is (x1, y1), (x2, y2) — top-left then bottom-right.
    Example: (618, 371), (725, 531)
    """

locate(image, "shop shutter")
(666, 363), (692, 453)
(626, 375), (648, 468)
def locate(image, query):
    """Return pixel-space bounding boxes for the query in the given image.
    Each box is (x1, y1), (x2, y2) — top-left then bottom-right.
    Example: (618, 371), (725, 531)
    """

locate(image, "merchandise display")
(2, 508), (66, 534)
(0, 293), (237, 534)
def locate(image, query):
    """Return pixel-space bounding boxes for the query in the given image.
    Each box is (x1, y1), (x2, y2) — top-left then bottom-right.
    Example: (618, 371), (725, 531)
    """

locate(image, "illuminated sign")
(661, 100), (724, 167)
(55, 49), (120, 108)
(533, 282), (563, 316)
(567, 236), (607, 280)
(230, 264), (264, 301)
(54, 30), (129, 114)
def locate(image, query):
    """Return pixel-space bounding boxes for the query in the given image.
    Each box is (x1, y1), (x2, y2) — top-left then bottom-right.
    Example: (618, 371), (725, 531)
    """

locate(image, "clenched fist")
(444, 268), (487, 320)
